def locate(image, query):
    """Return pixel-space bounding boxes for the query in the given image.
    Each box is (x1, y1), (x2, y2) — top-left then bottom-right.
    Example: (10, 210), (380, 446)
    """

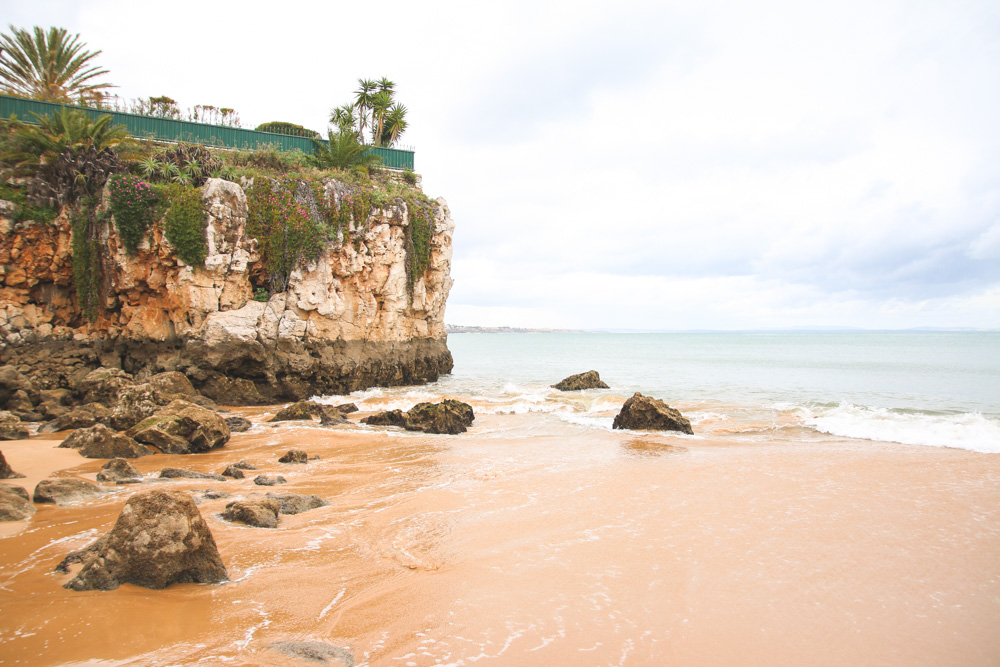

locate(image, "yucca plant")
(0, 26), (113, 103)
(308, 131), (382, 171)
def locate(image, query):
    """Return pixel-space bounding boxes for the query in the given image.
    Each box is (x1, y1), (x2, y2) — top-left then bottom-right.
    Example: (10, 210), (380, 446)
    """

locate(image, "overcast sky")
(9, 0), (1000, 330)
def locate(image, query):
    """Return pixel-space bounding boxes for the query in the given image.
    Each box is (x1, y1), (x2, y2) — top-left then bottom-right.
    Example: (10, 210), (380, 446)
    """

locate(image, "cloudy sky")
(9, 0), (1000, 330)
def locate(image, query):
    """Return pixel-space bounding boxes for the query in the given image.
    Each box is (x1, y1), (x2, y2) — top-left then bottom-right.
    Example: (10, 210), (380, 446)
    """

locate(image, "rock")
(231, 460), (257, 470)
(96, 458), (142, 483)
(221, 465), (245, 479)
(37, 399), (70, 419)
(278, 449), (308, 464)
(55, 536), (107, 573)
(126, 400), (229, 454)
(222, 497), (280, 528)
(105, 383), (169, 431)
(360, 409), (408, 428)
(33, 478), (105, 505)
(268, 401), (316, 422)
(38, 403), (109, 433)
(75, 367), (135, 405)
(63, 489), (228, 590)
(611, 392), (694, 434)
(334, 403), (358, 414)
(0, 484), (34, 521)
(59, 424), (152, 459)
(0, 421), (29, 440)
(253, 475), (286, 486)
(268, 641), (355, 666)
(265, 492), (328, 515)
(552, 370), (609, 391)
(198, 374), (265, 406)
(185, 394), (219, 410)
(201, 490), (230, 500)
(146, 371), (197, 397)
(315, 404), (348, 426)
(404, 400), (475, 434)
(0, 450), (25, 479)
(0, 365), (34, 410)
(224, 416), (252, 432)
(159, 467), (226, 481)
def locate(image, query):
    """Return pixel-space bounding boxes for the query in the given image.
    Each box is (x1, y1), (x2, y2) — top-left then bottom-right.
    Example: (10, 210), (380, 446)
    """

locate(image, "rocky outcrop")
(552, 370), (609, 391)
(0, 484), (34, 521)
(126, 400), (229, 454)
(363, 400), (475, 434)
(63, 489), (228, 590)
(96, 458), (142, 483)
(0, 449), (24, 478)
(612, 393), (694, 434)
(33, 478), (105, 505)
(222, 497), (280, 528)
(0, 177), (455, 404)
(59, 423), (152, 459)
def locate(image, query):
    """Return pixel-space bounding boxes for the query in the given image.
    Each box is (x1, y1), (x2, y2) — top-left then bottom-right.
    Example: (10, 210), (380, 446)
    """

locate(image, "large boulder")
(552, 370), (610, 391)
(360, 409), (408, 428)
(59, 424), (152, 459)
(146, 372), (197, 397)
(105, 383), (169, 432)
(126, 400), (229, 454)
(0, 366), (34, 410)
(222, 497), (280, 528)
(198, 373), (265, 406)
(266, 492), (328, 515)
(63, 489), (229, 591)
(75, 367), (135, 405)
(159, 467), (226, 482)
(0, 450), (25, 479)
(404, 400), (475, 434)
(33, 478), (105, 505)
(96, 458), (142, 483)
(612, 393), (694, 434)
(38, 403), (110, 434)
(268, 401), (314, 422)
(0, 484), (34, 521)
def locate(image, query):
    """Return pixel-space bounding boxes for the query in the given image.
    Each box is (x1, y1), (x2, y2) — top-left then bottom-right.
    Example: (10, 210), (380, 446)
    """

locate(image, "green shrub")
(162, 184), (208, 267)
(107, 173), (156, 253)
(255, 121), (320, 138)
(402, 170), (417, 185)
(0, 183), (57, 224)
(252, 287), (270, 302)
(70, 200), (102, 321)
(405, 194), (434, 289)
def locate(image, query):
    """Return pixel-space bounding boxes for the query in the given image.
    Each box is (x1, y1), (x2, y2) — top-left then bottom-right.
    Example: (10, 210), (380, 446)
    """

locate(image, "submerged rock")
(278, 449), (308, 464)
(33, 478), (105, 505)
(222, 497), (280, 528)
(159, 467), (226, 482)
(269, 401), (315, 422)
(0, 449), (25, 479)
(253, 475), (287, 486)
(127, 400), (229, 454)
(96, 458), (142, 483)
(552, 370), (610, 391)
(63, 489), (228, 590)
(59, 424), (152, 459)
(231, 460), (257, 470)
(265, 492), (328, 515)
(268, 641), (355, 666)
(224, 416), (253, 432)
(405, 400), (475, 434)
(0, 484), (34, 521)
(612, 393), (693, 434)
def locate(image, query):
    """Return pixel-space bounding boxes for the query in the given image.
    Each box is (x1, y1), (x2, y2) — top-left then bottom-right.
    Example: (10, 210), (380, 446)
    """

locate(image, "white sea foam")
(804, 403), (1000, 453)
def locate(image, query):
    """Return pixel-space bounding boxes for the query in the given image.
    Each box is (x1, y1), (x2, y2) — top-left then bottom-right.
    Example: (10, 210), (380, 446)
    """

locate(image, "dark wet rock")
(612, 392), (694, 434)
(59, 424), (152, 459)
(159, 467), (226, 482)
(231, 460), (257, 470)
(268, 641), (355, 666)
(253, 475), (287, 486)
(96, 458), (142, 484)
(0, 483), (34, 521)
(33, 478), (105, 505)
(222, 497), (280, 528)
(126, 400), (230, 454)
(0, 366), (35, 411)
(38, 403), (110, 434)
(266, 492), (328, 515)
(224, 416), (252, 432)
(146, 372), (197, 397)
(63, 489), (228, 590)
(552, 370), (610, 391)
(315, 404), (347, 426)
(0, 449), (25, 479)
(361, 409), (408, 427)
(74, 367), (135, 406)
(278, 449), (308, 464)
(334, 403), (358, 415)
(269, 401), (316, 422)
(404, 400), (475, 435)
(0, 419), (29, 440)
(221, 465), (245, 479)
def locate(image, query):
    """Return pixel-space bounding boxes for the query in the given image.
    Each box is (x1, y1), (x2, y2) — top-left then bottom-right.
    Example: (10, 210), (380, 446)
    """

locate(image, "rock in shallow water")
(0, 449), (25, 478)
(253, 475), (286, 486)
(0, 484), (34, 521)
(612, 392), (693, 434)
(33, 478), (105, 505)
(552, 370), (610, 391)
(59, 424), (152, 459)
(126, 400), (229, 454)
(405, 400), (475, 434)
(265, 492), (328, 515)
(96, 458), (142, 483)
(224, 416), (252, 432)
(222, 497), (280, 528)
(278, 449), (308, 464)
(159, 467), (226, 481)
(268, 641), (354, 666)
(63, 489), (228, 591)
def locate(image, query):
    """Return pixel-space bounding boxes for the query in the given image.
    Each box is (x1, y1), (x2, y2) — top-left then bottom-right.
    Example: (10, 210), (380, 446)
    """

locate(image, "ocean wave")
(804, 403), (1000, 454)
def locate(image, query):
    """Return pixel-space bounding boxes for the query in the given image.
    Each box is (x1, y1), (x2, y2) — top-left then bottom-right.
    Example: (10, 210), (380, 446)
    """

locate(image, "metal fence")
(0, 94), (415, 171)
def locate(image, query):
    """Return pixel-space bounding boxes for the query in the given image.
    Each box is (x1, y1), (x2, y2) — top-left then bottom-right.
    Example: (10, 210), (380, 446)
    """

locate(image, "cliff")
(0, 177), (454, 404)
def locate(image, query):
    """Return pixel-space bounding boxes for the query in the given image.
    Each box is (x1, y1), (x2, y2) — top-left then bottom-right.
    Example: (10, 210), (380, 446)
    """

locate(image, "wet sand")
(1, 410), (998, 666)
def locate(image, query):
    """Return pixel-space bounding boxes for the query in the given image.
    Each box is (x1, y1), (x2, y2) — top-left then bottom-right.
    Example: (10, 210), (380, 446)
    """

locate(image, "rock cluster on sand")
(0, 449), (25, 479)
(268, 641), (355, 666)
(552, 370), (610, 391)
(278, 449), (308, 464)
(96, 458), (142, 483)
(612, 392), (693, 434)
(126, 400), (230, 454)
(362, 399), (475, 434)
(159, 467), (226, 481)
(0, 484), (34, 521)
(268, 401), (351, 426)
(59, 424), (152, 459)
(33, 478), (105, 505)
(62, 489), (228, 591)
(223, 492), (328, 528)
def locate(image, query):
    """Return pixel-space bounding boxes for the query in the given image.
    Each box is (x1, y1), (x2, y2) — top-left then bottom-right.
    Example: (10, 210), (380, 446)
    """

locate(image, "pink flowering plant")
(107, 173), (157, 254)
(246, 178), (326, 291)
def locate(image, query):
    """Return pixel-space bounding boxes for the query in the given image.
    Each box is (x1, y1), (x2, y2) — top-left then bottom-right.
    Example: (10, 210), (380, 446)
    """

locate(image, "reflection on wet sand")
(1, 409), (999, 666)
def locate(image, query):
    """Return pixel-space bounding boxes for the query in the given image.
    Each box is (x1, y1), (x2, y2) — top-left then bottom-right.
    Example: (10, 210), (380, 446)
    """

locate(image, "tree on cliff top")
(0, 26), (114, 103)
(334, 77), (408, 148)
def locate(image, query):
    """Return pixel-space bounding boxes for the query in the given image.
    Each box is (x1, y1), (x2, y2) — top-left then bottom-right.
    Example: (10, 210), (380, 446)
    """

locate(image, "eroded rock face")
(552, 370), (609, 391)
(63, 489), (228, 591)
(0, 484), (34, 521)
(222, 497), (280, 528)
(75, 368), (134, 406)
(59, 423), (152, 459)
(127, 400), (229, 454)
(611, 393), (694, 434)
(33, 478), (105, 505)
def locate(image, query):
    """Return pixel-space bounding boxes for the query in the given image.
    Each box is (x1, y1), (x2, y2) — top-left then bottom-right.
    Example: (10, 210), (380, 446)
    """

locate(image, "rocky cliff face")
(0, 177), (454, 403)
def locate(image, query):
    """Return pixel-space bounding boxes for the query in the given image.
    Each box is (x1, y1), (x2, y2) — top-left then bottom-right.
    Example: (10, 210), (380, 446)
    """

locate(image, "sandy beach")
(1, 405), (998, 666)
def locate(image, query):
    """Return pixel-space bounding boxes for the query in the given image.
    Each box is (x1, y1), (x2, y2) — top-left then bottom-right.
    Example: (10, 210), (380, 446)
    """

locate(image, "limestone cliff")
(0, 177), (454, 403)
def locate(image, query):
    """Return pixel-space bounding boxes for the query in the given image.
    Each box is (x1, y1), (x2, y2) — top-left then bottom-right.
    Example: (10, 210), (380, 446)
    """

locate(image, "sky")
(7, 0), (1000, 330)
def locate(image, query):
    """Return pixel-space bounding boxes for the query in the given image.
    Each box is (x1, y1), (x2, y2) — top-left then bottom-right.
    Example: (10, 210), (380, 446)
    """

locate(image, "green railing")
(0, 94), (415, 171)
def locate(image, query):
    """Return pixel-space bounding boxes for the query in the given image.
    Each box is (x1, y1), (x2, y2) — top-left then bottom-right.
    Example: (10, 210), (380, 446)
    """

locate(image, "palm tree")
(383, 103), (408, 147)
(369, 90), (392, 147)
(0, 26), (113, 103)
(352, 78), (377, 143)
(308, 130), (381, 171)
(329, 104), (355, 134)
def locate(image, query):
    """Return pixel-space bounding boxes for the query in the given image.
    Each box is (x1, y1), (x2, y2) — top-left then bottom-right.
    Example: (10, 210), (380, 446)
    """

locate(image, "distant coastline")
(445, 325), (997, 334)
(445, 325), (583, 334)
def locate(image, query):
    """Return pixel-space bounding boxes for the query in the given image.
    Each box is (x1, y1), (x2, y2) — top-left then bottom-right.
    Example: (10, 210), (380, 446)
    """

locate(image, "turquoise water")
(426, 332), (1000, 453)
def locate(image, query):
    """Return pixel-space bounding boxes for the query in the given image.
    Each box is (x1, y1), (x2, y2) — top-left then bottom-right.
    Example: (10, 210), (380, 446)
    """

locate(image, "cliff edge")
(0, 177), (454, 404)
